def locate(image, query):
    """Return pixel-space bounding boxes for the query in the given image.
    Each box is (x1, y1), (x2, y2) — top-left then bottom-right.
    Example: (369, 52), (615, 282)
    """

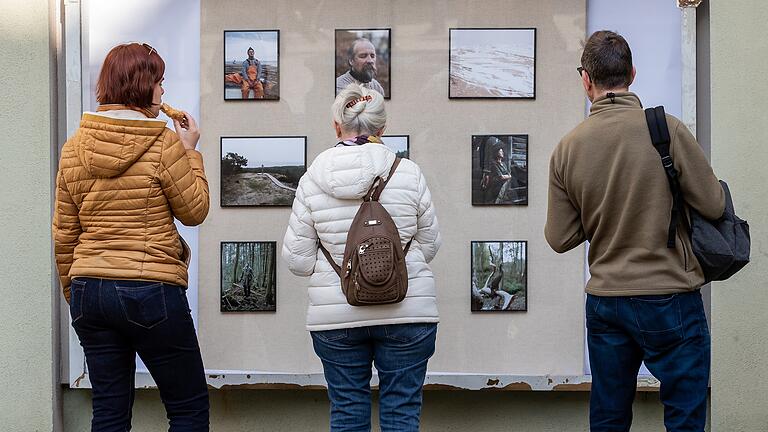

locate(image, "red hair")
(96, 43), (165, 108)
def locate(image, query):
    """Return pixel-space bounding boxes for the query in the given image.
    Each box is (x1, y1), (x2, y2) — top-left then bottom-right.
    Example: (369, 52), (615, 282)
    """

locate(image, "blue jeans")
(586, 290), (710, 432)
(70, 277), (209, 432)
(311, 323), (438, 432)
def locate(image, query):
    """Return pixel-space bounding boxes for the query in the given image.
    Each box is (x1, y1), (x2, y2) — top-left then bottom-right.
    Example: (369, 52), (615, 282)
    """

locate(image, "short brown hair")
(96, 43), (165, 108)
(580, 30), (633, 89)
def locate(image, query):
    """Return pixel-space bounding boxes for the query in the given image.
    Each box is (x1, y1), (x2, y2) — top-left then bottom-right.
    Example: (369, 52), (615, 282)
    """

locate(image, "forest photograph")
(471, 241), (527, 311)
(220, 241), (277, 312)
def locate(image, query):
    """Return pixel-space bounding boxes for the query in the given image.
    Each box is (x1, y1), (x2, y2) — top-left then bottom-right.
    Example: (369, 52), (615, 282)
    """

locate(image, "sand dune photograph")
(450, 28), (536, 99)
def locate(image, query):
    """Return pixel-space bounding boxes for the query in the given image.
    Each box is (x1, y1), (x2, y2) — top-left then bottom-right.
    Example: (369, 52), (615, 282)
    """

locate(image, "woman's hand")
(173, 112), (200, 150)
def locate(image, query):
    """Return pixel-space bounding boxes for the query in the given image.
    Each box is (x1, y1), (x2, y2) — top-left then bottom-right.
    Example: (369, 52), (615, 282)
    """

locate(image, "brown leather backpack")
(318, 158), (411, 306)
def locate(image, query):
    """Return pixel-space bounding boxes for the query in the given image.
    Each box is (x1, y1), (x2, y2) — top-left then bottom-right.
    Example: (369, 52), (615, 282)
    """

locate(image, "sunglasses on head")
(142, 43), (156, 56)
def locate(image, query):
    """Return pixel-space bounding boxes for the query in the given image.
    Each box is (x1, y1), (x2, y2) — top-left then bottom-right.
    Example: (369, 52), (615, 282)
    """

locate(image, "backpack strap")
(318, 241), (343, 277)
(365, 158), (402, 201)
(644, 106), (683, 248)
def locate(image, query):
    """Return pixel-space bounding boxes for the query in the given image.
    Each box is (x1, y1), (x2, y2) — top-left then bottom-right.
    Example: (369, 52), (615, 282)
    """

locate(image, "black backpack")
(644, 106), (750, 283)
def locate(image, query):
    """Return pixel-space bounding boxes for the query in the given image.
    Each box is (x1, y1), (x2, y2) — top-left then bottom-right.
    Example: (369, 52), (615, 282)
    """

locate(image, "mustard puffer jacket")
(53, 112), (209, 302)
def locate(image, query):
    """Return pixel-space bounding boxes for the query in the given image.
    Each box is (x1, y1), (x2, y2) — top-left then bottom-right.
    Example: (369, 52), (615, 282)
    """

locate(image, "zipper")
(358, 242), (391, 255)
(678, 231), (689, 271)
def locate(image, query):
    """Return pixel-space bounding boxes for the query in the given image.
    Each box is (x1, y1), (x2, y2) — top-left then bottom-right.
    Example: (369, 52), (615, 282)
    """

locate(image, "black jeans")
(70, 277), (209, 432)
(586, 290), (710, 432)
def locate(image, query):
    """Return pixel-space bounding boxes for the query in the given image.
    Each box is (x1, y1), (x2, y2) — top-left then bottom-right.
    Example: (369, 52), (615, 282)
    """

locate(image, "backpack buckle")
(661, 155), (673, 168)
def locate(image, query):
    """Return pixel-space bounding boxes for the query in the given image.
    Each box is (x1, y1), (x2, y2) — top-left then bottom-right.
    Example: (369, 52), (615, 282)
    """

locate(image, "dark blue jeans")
(311, 323), (438, 432)
(586, 290), (710, 432)
(70, 277), (209, 432)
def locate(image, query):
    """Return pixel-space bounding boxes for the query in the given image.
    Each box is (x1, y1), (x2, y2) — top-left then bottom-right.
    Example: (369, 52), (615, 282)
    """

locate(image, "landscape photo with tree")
(221, 241), (277, 312)
(471, 241), (527, 311)
(381, 135), (409, 159)
(220, 137), (306, 206)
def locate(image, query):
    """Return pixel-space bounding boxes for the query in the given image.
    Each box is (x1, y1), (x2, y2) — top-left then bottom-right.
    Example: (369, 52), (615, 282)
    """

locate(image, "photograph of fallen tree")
(220, 136), (306, 206)
(221, 241), (277, 312)
(471, 241), (527, 311)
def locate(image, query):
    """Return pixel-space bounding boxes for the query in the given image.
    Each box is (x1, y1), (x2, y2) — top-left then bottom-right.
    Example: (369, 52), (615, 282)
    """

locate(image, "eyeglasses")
(142, 43), (156, 56)
(576, 66), (585, 77)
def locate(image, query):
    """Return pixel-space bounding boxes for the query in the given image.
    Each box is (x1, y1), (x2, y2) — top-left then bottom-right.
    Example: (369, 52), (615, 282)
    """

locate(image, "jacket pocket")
(630, 294), (684, 351)
(69, 279), (87, 323)
(115, 282), (167, 329)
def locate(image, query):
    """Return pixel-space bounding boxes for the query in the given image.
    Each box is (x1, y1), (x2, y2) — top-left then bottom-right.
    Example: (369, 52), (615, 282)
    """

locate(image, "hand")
(173, 111), (200, 150)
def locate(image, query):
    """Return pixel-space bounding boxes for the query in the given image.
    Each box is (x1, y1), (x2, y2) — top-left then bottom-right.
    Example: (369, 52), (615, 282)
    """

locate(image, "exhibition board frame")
(59, 0), (702, 392)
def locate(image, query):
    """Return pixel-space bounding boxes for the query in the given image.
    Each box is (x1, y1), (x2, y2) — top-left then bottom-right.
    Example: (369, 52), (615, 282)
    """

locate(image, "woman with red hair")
(53, 43), (210, 431)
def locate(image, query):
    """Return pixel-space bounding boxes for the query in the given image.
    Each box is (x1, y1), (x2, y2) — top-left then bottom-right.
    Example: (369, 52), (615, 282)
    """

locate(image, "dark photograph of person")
(471, 241), (527, 312)
(335, 29), (391, 98)
(224, 30), (279, 100)
(221, 242), (277, 312)
(472, 134), (528, 205)
(381, 135), (409, 159)
(220, 136), (306, 207)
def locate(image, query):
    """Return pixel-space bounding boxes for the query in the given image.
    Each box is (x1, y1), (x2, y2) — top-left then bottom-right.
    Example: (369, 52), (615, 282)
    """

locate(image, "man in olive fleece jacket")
(546, 31), (724, 432)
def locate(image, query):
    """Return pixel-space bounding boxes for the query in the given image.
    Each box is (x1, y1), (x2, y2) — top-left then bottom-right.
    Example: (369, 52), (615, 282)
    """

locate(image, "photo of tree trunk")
(471, 241), (527, 311)
(220, 241), (277, 312)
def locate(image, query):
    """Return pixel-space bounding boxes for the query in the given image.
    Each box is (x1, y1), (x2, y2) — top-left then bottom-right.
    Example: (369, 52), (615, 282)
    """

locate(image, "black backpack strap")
(318, 241), (342, 277)
(644, 106), (683, 248)
(365, 158), (401, 201)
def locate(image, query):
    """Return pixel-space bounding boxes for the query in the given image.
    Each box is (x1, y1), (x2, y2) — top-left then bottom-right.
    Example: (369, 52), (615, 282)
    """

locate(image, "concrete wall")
(64, 389), (669, 431)
(710, 0), (768, 429)
(0, 0), (55, 430)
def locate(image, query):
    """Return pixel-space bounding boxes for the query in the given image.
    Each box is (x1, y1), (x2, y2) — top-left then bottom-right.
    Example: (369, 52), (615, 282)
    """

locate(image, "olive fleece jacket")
(545, 92), (724, 296)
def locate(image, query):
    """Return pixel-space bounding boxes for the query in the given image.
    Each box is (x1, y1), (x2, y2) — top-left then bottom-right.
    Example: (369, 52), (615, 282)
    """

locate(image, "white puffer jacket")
(282, 143), (441, 331)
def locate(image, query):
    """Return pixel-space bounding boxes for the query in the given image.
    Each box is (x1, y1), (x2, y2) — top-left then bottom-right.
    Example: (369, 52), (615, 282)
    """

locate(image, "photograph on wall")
(221, 242), (277, 312)
(381, 135), (409, 159)
(471, 134), (528, 205)
(220, 136), (306, 207)
(335, 29), (391, 98)
(224, 30), (279, 100)
(471, 241), (527, 312)
(449, 28), (536, 99)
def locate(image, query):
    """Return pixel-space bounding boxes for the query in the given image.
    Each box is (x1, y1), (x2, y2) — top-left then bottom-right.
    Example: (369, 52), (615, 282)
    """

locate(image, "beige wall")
(0, 0), (54, 429)
(199, 0), (588, 377)
(710, 0), (768, 429)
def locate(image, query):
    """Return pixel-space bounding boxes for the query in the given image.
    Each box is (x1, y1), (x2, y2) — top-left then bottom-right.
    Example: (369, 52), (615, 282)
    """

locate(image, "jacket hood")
(73, 113), (167, 178)
(307, 143), (397, 199)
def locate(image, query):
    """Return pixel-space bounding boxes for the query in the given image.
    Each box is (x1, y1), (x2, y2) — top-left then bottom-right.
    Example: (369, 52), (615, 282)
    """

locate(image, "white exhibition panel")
(69, 0), (201, 385)
(585, 0), (684, 376)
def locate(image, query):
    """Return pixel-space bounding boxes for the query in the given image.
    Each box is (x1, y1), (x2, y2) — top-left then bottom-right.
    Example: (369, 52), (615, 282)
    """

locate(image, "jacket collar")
(589, 92), (643, 116)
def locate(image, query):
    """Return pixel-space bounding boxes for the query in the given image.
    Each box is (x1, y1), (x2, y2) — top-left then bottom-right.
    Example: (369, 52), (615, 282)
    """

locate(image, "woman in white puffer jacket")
(282, 84), (441, 431)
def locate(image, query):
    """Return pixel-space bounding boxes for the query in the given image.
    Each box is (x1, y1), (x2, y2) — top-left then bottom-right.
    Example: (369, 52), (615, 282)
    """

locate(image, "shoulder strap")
(644, 106), (683, 248)
(318, 242), (342, 277)
(365, 158), (402, 201)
